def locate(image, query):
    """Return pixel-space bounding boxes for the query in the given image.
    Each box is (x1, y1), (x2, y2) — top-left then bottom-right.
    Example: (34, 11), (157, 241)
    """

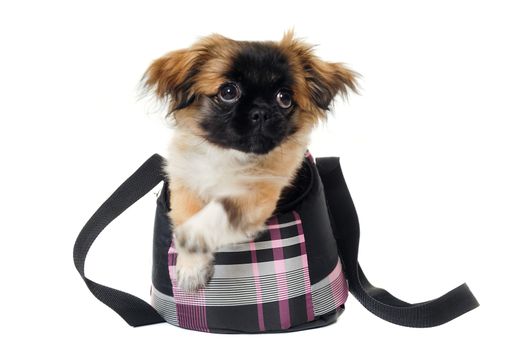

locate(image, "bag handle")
(316, 157), (479, 327)
(73, 154), (166, 327)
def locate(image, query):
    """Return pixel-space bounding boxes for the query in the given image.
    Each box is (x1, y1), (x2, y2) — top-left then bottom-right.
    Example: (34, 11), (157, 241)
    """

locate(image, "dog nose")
(249, 108), (269, 124)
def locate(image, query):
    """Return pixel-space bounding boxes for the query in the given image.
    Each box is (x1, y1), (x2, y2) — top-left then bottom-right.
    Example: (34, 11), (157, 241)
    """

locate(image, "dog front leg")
(168, 184), (216, 292)
(171, 183), (282, 291)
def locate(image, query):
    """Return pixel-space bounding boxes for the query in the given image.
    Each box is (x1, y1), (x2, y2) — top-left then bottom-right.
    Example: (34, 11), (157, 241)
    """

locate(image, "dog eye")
(218, 83), (241, 103)
(276, 89), (293, 109)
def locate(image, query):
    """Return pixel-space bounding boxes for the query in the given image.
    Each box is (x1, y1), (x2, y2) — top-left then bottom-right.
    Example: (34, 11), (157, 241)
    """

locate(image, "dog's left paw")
(175, 251), (214, 292)
(174, 221), (212, 254)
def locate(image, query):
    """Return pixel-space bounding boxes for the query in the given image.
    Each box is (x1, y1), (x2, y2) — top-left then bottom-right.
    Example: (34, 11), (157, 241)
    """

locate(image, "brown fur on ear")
(143, 48), (204, 111)
(279, 30), (359, 115)
(304, 59), (359, 111)
(143, 34), (240, 113)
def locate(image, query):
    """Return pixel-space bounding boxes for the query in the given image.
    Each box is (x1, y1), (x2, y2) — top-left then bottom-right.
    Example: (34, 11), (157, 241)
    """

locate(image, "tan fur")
(222, 131), (310, 235)
(143, 34), (240, 109)
(169, 181), (205, 226)
(278, 30), (359, 119)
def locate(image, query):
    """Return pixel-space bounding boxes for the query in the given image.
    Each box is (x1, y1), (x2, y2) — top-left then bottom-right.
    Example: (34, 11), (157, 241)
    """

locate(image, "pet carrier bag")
(73, 153), (478, 333)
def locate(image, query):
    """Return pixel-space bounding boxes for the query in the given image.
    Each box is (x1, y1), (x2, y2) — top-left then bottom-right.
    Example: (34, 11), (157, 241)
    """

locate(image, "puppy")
(143, 31), (358, 292)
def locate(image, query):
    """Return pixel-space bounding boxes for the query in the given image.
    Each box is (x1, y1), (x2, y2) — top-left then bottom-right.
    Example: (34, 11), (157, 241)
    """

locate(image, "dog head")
(143, 31), (358, 155)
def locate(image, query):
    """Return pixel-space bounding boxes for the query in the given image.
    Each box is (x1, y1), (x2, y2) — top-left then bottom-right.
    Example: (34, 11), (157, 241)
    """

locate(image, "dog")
(143, 31), (358, 292)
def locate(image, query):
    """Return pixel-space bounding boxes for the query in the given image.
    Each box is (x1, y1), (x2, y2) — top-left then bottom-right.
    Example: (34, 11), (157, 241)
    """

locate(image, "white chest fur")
(165, 130), (287, 200)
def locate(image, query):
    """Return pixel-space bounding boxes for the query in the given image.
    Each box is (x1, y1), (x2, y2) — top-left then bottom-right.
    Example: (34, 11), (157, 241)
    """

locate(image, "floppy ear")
(280, 31), (359, 111)
(143, 48), (204, 110)
(303, 59), (359, 110)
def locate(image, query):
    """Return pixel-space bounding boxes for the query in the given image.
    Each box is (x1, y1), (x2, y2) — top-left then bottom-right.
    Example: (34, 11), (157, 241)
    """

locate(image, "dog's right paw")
(175, 252), (214, 292)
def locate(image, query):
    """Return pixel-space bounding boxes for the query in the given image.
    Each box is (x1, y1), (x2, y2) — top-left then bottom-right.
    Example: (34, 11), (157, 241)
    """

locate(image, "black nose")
(249, 108), (269, 124)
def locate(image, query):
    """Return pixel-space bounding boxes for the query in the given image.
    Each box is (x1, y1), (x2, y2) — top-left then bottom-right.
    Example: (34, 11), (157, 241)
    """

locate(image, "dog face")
(199, 44), (297, 155)
(144, 31), (358, 154)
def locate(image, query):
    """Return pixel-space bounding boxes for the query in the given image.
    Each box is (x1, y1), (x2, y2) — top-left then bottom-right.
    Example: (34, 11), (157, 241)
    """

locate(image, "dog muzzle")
(73, 153), (479, 333)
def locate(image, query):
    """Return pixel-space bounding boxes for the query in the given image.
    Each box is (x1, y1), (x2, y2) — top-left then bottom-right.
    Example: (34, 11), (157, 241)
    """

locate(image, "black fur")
(199, 43), (297, 154)
(173, 65), (203, 111)
(304, 63), (333, 111)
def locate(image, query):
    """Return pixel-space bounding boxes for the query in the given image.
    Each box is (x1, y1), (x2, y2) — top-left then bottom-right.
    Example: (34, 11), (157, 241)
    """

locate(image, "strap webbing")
(73, 154), (166, 327)
(316, 157), (479, 327)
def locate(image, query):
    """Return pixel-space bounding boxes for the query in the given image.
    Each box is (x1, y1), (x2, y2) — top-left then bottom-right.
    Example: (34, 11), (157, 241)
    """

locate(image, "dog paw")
(175, 227), (210, 254)
(174, 221), (212, 254)
(175, 252), (214, 292)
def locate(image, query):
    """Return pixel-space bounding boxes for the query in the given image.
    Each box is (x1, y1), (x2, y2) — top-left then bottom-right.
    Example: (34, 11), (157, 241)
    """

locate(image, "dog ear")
(143, 48), (204, 110)
(303, 59), (359, 111)
(280, 31), (359, 112)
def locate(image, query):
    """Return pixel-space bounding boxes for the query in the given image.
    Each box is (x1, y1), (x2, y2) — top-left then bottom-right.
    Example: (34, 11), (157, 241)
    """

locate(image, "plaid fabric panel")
(311, 259), (348, 316)
(153, 210), (347, 333)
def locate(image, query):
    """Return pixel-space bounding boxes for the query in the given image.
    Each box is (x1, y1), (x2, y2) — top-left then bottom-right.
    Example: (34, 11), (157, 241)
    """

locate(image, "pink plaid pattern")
(162, 210), (346, 332)
(167, 245), (208, 332)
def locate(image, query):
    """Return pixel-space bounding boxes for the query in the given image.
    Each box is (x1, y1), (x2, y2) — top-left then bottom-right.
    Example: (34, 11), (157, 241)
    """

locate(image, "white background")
(1, 0), (526, 348)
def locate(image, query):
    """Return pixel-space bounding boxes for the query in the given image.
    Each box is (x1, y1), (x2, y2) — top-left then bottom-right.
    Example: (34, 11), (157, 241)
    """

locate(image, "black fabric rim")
(274, 158), (315, 214)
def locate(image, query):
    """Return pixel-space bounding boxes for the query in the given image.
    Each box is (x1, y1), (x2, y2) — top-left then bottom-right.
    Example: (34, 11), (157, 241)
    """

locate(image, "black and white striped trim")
(152, 260), (347, 316)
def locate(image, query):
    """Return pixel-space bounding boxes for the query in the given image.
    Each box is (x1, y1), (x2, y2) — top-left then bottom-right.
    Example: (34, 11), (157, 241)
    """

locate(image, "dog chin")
(234, 134), (286, 155)
(246, 144), (276, 155)
(204, 134), (282, 155)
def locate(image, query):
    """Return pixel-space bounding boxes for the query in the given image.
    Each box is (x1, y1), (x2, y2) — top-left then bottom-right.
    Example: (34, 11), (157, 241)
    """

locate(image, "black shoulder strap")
(73, 154), (166, 327)
(316, 157), (479, 327)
